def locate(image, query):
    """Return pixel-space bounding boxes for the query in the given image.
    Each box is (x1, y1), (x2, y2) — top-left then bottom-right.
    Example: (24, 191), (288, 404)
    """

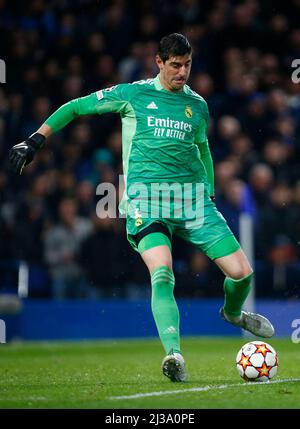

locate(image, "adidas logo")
(147, 101), (158, 109)
(163, 326), (177, 334)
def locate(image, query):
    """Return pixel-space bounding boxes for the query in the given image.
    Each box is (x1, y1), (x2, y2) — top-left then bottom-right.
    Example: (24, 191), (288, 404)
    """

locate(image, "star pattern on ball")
(254, 343), (271, 357)
(238, 353), (252, 370)
(257, 362), (272, 378)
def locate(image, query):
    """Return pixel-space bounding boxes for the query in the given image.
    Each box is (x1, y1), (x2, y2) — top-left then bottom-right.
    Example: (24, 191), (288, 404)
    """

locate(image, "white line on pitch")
(108, 378), (300, 400)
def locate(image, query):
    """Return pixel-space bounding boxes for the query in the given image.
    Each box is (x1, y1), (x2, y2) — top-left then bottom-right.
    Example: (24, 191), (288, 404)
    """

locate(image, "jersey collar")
(154, 74), (188, 94)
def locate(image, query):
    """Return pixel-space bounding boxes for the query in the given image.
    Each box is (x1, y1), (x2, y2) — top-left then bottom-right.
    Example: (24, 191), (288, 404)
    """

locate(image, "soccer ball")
(236, 341), (278, 382)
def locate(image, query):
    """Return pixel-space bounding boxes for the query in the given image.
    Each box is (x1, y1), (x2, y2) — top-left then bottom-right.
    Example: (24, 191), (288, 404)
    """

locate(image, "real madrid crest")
(185, 105), (193, 118)
(134, 208), (143, 227)
(135, 218), (143, 227)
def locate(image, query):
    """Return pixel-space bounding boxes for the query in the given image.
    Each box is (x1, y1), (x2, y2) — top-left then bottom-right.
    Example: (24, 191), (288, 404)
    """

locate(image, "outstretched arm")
(9, 93), (100, 174)
(9, 88), (128, 174)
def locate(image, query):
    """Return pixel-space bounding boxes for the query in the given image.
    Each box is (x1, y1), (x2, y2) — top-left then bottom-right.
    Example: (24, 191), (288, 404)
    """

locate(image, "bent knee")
(148, 260), (173, 275)
(141, 245), (173, 274)
(229, 267), (253, 281)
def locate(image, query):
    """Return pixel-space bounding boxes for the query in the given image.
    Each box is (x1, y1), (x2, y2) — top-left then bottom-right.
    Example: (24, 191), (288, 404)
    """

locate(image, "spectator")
(79, 212), (131, 298)
(176, 250), (223, 298)
(248, 163), (274, 208)
(256, 236), (300, 298)
(76, 180), (95, 217)
(262, 139), (292, 182)
(256, 183), (294, 258)
(43, 197), (92, 299)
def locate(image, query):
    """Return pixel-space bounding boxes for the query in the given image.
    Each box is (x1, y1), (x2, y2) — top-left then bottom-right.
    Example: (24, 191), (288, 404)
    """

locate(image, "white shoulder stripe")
(131, 78), (154, 86)
(190, 90), (204, 100)
(96, 90), (103, 100)
(185, 85), (204, 100)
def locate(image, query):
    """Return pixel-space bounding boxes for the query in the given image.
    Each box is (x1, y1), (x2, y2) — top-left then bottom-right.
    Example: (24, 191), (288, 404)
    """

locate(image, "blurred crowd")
(0, 0), (300, 300)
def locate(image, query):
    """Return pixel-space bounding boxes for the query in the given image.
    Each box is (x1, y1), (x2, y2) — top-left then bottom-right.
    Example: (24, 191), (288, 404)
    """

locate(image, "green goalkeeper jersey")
(45, 74), (214, 218)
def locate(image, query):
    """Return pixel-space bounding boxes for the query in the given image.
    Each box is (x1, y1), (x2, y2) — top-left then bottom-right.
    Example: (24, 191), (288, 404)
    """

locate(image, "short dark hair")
(158, 33), (192, 62)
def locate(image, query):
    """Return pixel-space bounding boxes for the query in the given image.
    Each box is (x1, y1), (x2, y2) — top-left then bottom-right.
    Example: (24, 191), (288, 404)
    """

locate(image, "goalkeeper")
(9, 33), (274, 383)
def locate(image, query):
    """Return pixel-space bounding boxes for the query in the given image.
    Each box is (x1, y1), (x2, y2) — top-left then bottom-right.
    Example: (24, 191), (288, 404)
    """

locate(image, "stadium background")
(0, 0), (300, 340)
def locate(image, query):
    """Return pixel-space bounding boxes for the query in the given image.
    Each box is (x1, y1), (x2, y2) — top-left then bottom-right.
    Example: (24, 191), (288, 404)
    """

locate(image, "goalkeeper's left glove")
(9, 133), (45, 175)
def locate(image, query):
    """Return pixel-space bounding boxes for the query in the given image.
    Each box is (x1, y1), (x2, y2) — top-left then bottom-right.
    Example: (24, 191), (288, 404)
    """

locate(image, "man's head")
(156, 33), (192, 92)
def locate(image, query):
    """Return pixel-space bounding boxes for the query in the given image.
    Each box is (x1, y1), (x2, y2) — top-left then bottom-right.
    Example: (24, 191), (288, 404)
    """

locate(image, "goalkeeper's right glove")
(9, 133), (45, 175)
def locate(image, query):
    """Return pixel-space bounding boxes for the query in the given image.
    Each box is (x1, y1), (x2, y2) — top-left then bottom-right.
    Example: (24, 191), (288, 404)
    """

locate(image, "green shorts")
(126, 188), (240, 260)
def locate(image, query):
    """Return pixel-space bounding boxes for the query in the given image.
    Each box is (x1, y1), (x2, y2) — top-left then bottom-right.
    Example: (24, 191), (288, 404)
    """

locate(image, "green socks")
(223, 272), (253, 318)
(150, 266), (253, 353)
(151, 266), (180, 355)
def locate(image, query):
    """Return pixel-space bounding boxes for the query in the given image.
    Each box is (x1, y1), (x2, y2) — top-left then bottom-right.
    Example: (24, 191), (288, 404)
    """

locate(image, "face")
(156, 53), (192, 92)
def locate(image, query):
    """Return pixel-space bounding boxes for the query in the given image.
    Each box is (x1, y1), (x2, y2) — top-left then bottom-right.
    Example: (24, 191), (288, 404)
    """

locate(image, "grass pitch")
(0, 337), (299, 409)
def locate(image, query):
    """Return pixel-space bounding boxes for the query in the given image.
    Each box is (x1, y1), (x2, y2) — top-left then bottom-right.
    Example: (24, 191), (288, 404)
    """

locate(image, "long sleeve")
(45, 85), (130, 133)
(194, 101), (215, 196)
(197, 138), (215, 196)
(45, 94), (98, 132)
